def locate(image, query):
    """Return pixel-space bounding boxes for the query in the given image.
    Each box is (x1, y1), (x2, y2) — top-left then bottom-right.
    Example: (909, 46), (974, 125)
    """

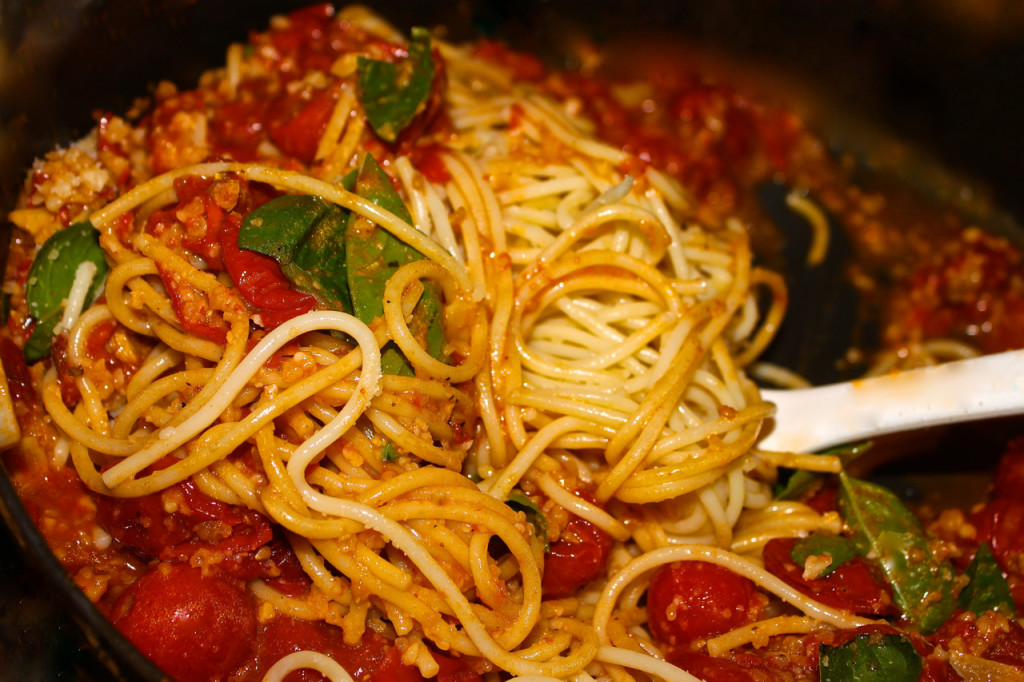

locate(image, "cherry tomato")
(761, 538), (898, 617)
(931, 610), (1024, 670)
(665, 651), (761, 682)
(972, 498), (1024, 572)
(210, 97), (269, 159)
(1, 336), (37, 406)
(542, 500), (613, 599)
(647, 561), (764, 648)
(433, 651), (482, 682)
(368, 647), (426, 682)
(220, 213), (317, 328)
(267, 87), (337, 163)
(111, 562), (257, 680)
(157, 263), (231, 343)
(251, 616), (391, 682)
(96, 488), (193, 558)
(96, 478), (282, 582)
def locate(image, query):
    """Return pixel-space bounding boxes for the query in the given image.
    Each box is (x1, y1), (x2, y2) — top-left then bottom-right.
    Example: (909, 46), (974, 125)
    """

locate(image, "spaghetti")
(3, 4), (1022, 682)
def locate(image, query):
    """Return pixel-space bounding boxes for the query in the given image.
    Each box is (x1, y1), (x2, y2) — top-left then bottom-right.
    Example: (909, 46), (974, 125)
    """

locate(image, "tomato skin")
(111, 562), (257, 681)
(267, 87), (337, 163)
(647, 561), (764, 648)
(95, 478), (294, 583)
(368, 648), (425, 682)
(931, 610), (1024, 670)
(433, 652), (483, 682)
(220, 213), (317, 328)
(665, 651), (760, 682)
(542, 501), (614, 599)
(157, 263), (231, 343)
(972, 498), (1024, 571)
(761, 537), (898, 617)
(250, 616), (391, 682)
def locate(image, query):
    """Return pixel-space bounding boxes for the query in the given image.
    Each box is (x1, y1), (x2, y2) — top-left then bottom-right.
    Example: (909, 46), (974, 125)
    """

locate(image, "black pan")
(1, 1), (1023, 679)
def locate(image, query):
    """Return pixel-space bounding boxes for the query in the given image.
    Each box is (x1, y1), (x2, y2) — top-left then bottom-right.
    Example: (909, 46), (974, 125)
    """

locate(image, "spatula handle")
(758, 349), (1024, 453)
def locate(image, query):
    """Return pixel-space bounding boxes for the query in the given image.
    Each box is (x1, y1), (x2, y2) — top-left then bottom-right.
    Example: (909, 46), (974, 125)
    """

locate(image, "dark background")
(0, 1), (1023, 679)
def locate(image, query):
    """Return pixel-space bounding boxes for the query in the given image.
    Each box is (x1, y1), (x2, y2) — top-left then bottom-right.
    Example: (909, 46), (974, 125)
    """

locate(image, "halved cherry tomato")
(972, 499), (1024, 572)
(647, 560), (765, 649)
(267, 87), (338, 163)
(250, 616), (391, 682)
(542, 492), (614, 599)
(111, 562), (257, 681)
(156, 262), (231, 344)
(762, 537), (898, 617)
(665, 651), (761, 682)
(931, 609), (1024, 670)
(96, 477), (286, 582)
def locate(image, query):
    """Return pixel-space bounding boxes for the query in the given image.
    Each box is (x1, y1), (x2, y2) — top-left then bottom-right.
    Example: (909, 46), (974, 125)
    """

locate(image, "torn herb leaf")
(959, 542), (1016, 618)
(238, 193), (353, 313)
(820, 632), (922, 682)
(25, 220), (109, 361)
(838, 474), (957, 634)
(357, 27), (435, 142)
(775, 441), (871, 501)
(345, 153), (445, 375)
(790, 534), (862, 578)
(506, 491), (549, 551)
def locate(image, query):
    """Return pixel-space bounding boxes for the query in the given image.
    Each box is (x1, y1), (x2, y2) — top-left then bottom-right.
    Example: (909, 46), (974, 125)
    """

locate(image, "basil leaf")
(24, 310), (62, 363)
(839, 475), (957, 634)
(820, 632), (922, 682)
(381, 442), (398, 462)
(25, 220), (109, 361)
(238, 194), (353, 313)
(775, 441), (871, 501)
(345, 154), (445, 376)
(357, 27), (435, 142)
(959, 542), (1016, 618)
(791, 534), (862, 578)
(506, 491), (548, 551)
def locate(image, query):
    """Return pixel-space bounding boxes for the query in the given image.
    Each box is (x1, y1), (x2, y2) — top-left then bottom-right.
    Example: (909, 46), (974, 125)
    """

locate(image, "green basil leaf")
(381, 442), (398, 462)
(819, 632), (923, 682)
(775, 441), (871, 501)
(839, 475), (958, 634)
(959, 542), (1016, 618)
(238, 194), (353, 313)
(345, 154), (445, 376)
(25, 220), (109, 361)
(357, 27), (435, 142)
(506, 491), (548, 551)
(791, 534), (862, 578)
(24, 310), (61, 363)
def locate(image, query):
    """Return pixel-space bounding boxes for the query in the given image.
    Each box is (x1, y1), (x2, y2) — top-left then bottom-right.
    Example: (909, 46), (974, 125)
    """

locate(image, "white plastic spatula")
(757, 349), (1024, 453)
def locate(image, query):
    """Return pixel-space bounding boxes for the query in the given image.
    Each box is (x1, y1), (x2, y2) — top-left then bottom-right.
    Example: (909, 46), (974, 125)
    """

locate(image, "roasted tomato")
(541, 492), (614, 599)
(647, 560), (766, 649)
(111, 562), (257, 681)
(220, 212), (317, 328)
(762, 537), (898, 617)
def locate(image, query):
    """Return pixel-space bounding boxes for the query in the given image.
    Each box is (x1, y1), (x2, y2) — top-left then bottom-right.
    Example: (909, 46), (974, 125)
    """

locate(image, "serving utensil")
(758, 348), (1024, 453)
